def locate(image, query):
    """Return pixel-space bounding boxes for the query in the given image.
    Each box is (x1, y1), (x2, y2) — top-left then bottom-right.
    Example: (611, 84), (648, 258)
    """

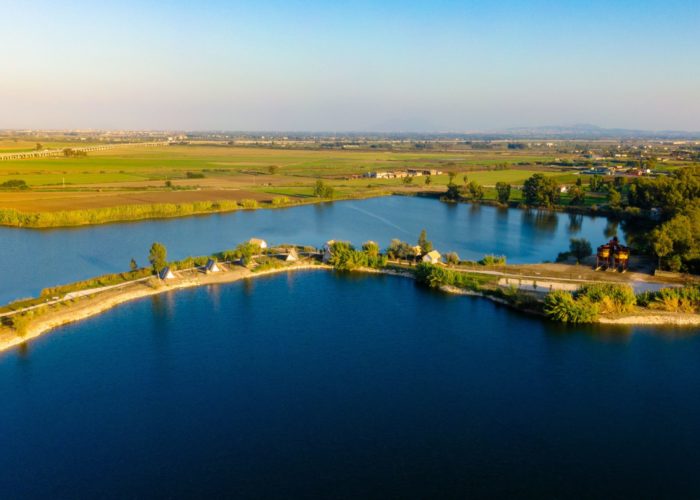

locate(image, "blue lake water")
(1, 271), (699, 498)
(0, 196), (621, 303)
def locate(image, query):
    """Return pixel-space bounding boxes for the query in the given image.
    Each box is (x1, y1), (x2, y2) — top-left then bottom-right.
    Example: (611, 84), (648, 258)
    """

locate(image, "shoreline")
(0, 191), (395, 230)
(0, 263), (330, 355)
(0, 189), (653, 231)
(2, 263), (699, 356)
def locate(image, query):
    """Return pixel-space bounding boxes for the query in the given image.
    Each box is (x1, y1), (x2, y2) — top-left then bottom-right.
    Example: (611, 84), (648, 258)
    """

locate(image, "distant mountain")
(498, 124), (700, 140)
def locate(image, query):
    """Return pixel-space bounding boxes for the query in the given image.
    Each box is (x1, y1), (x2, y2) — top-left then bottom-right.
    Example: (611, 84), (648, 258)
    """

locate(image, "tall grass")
(0, 200), (242, 228)
(575, 283), (636, 314)
(636, 286), (700, 313)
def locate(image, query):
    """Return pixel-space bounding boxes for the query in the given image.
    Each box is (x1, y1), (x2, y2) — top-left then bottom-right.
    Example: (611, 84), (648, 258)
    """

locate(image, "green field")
(0, 143), (607, 226)
(0, 145), (562, 187)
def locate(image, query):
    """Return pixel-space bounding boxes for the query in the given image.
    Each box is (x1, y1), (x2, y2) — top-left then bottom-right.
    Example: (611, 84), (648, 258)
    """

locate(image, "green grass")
(0, 146), (563, 186)
(4, 172), (148, 186)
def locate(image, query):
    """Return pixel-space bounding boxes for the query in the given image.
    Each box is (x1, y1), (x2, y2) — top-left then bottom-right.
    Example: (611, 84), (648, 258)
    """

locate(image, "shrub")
(271, 196), (290, 206)
(556, 251), (571, 263)
(240, 199), (259, 209)
(0, 179), (29, 190)
(544, 290), (599, 323)
(328, 242), (387, 271)
(231, 242), (259, 265)
(639, 286), (700, 313)
(253, 256), (285, 272)
(415, 263), (487, 291)
(11, 313), (33, 336)
(575, 283), (636, 314)
(479, 254), (506, 266)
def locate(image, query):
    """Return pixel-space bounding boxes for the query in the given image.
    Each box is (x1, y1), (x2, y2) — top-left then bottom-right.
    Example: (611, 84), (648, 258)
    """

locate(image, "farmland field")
(0, 143), (580, 219)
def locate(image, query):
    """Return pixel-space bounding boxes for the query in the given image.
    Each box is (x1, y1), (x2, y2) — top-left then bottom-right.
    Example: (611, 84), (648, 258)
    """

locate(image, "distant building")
(422, 250), (442, 264)
(159, 266), (175, 280)
(249, 238), (268, 249)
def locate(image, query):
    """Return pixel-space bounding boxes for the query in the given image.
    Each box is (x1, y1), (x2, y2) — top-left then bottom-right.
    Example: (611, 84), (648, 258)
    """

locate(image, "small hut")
(282, 248), (299, 262)
(159, 266), (175, 280)
(204, 259), (221, 273)
(422, 250), (442, 264)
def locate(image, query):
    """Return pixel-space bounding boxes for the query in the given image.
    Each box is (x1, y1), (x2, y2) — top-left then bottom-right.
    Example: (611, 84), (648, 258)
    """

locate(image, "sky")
(1, 0), (699, 132)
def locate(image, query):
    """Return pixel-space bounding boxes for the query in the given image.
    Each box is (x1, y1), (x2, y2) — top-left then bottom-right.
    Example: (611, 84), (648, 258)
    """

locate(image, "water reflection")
(567, 213), (583, 234)
(604, 220), (619, 239)
(0, 197), (629, 304)
(522, 209), (559, 234)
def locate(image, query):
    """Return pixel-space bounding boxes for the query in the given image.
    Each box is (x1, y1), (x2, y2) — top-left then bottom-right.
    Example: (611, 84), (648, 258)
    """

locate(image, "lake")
(1, 271), (699, 498)
(0, 196), (621, 304)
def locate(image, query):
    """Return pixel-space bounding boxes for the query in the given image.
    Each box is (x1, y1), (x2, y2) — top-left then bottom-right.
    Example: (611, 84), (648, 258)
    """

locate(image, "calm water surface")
(1, 272), (698, 498)
(0, 196), (621, 303)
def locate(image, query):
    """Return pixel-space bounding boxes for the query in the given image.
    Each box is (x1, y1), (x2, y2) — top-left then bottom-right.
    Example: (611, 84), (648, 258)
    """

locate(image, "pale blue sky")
(1, 0), (698, 131)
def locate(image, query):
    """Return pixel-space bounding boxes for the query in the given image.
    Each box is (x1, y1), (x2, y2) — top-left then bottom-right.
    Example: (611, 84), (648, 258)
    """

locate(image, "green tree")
(495, 182), (511, 204)
(386, 239), (414, 260)
(424, 175), (432, 185)
(569, 185), (585, 206)
(362, 241), (380, 257)
(589, 175), (605, 192)
(402, 176), (413, 185)
(445, 183), (463, 200)
(448, 172), (456, 185)
(445, 252), (460, 265)
(569, 238), (592, 263)
(35, 143), (42, 151)
(232, 242), (258, 266)
(418, 229), (433, 253)
(652, 229), (674, 269)
(608, 187), (622, 210)
(466, 180), (484, 200)
(313, 179), (335, 199)
(268, 165), (279, 175)
(523, 173), (559, 207)
(148, 242), (167, 272)
(462, 174), (468, 185)
(130, 258), (138, 271)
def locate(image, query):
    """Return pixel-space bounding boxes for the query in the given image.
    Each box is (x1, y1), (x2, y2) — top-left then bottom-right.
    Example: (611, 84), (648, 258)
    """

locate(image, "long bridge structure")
(0, 141), (169, 161)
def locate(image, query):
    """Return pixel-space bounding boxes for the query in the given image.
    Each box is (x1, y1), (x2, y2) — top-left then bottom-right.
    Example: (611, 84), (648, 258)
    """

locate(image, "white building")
(422, 250), (442, 264)
(249, 238), (268, 249)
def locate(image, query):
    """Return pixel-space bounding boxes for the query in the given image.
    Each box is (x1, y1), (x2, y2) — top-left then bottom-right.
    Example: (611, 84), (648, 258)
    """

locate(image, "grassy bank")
(0, 190), (391, 228)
